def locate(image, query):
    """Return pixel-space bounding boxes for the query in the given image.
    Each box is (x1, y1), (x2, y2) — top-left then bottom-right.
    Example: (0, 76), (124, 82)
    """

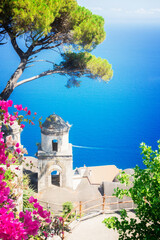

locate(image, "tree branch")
(31, 42), (62, 55)
(27, 59), (55, 65)
(8, 34), (24, 59)
(16, 69), (66, 87)
(16, 68), (84, 87)
(35, 31), (62, 46)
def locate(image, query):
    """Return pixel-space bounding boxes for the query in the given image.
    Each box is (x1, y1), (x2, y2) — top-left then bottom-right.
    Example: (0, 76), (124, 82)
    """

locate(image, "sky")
(77, 0), (160, 25)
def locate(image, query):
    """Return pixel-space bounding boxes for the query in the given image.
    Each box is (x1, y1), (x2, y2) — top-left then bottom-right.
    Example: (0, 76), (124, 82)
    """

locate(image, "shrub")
(62, 201), (74, 220)
(103, 141), (160, 240)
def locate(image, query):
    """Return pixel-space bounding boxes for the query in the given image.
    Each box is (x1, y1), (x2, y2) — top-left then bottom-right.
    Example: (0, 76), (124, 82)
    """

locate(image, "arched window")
(52, 139), (58, 151)
(51, 170), (60, 186)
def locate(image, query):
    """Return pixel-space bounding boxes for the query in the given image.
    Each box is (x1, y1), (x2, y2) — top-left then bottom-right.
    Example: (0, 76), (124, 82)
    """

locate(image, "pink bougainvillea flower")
(46, 218), (51, 223)
(15, 148), (21, 154)
(34, 202), (40, 209)
(20, 210), (40, 236)
(14, 104), (23, 111)
(23, 107), (28, 111)
(29, 196), (34, 203)
(59, 217), (63, 222)
(0, 209), (27, 239)
(29, 196), (37, 204)
(15, 143), (19, 148)
(9, 115), (16, 122)
(20, 124), (25, 129)
(33, 210), (37, 215)
(0, 100), (12, 111)
(7, 100), (13, 107)
(43, 231), (48, 238)
(27, 110), (31, 115)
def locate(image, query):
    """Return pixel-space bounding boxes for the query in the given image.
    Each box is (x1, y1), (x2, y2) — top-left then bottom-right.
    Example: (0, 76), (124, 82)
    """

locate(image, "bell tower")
(37, 114), (73, 192)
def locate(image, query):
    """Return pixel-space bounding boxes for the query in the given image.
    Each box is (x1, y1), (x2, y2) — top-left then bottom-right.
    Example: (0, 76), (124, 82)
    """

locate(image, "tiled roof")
(84, 165), (120, 184)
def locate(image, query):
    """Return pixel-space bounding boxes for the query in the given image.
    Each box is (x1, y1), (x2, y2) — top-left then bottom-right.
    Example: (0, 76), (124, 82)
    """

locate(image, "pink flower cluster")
(0, 100), (16, 126)
(0, 208), (26, 240)
(14, 104), (32, 116)
(19, 210), (41, 237)
(29, 196), (51, 222)
(0, 100), (54, 239)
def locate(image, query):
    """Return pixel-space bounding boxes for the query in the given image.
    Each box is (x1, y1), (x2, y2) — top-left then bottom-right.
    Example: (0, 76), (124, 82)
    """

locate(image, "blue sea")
(1, 23), (160, 170)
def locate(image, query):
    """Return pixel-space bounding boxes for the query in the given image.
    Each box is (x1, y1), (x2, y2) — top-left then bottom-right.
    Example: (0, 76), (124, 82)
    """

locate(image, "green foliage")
(103, 141), (160, 240)
(23, 174), (35, 210)
(62, 201), (74, 220)
(70, 6), (106, 49)
(0, 0), (105, 49)
(62, 52), (113, 81)
(63, 201), (73, 216)
(112, 171), (132, 199)
(86, 54), (113, 81)
(1, 0), (65, 35)
(116, 171), (131, 186)
(4, 169), (14, 183)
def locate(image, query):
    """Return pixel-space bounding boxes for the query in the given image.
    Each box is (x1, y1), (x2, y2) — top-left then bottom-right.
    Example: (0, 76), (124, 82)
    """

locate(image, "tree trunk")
(0, 60), (27, 100)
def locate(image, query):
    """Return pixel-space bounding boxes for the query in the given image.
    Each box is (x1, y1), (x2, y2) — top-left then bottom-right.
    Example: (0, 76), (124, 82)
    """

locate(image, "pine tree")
(0, 0), (113, 100)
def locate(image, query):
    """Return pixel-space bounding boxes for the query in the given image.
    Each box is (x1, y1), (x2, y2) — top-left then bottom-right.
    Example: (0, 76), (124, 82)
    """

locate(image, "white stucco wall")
(64, 160), (73, 189)
(72, 167), (86, 190)
(72, 177), (81, 190)
(41, 132), (69, 153)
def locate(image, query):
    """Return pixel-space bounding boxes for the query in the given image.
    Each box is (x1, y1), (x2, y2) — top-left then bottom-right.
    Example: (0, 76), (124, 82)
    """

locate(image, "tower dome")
(40, 114), (71, 153)
(41, 114), (70, 135)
